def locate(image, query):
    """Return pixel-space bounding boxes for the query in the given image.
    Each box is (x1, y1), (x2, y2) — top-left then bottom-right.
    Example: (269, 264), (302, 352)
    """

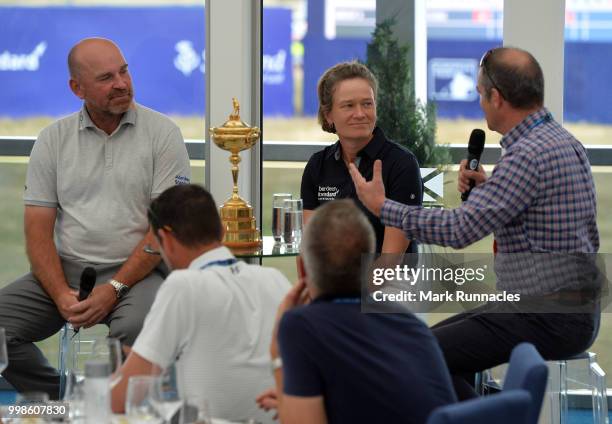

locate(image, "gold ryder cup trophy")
(210, 98), (262, 249)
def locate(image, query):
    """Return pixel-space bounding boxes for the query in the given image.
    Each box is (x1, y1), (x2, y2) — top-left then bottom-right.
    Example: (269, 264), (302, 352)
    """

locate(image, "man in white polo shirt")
(111, 184), (290, 424)
(0, 37), (191, 398)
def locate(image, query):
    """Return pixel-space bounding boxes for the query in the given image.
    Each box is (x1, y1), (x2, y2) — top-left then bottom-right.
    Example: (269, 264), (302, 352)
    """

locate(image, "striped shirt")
(381, 108), (599, 294)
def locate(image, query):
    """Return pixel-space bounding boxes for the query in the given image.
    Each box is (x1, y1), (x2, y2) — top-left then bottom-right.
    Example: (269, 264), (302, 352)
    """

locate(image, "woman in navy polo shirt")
(301, 61), (423, 253)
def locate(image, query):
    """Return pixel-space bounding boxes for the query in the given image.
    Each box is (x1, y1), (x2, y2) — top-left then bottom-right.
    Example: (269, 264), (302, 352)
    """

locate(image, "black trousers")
(431, 303), (597, 400)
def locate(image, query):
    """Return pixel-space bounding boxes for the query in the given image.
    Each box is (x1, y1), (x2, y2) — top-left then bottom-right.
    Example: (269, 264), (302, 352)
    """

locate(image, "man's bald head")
(479, 47), (544, 110)
(67, 37), (134, 126)
(68, 38), (124, 79)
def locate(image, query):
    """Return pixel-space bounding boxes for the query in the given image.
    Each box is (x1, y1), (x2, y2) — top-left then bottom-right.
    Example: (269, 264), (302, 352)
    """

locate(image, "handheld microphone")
(461, 129), (486, 201)
(78, 267), (97, 301)
(73, 267), (96, 335)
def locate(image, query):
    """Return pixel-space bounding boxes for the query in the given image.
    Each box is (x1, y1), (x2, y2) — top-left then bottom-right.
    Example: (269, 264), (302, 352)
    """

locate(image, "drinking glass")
(89, 336), (123, 388)
(0, 328), (7, 375)
(154, 366), (184, 424)
(63, 370), (86, 422)
(283, 199), (304, 249)
(272, 193), (292, 243)
(126, 375), (164, 424)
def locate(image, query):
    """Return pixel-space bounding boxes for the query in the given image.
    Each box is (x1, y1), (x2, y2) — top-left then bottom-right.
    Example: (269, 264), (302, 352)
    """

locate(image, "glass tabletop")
(230, 236), (300, 259)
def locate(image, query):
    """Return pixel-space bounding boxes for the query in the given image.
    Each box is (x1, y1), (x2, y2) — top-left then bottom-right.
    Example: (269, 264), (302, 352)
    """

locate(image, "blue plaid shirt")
(381, 108), (599, 294)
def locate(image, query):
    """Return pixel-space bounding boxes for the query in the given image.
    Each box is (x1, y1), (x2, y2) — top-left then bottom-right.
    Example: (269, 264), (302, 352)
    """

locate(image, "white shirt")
(132, 246), (290, 423)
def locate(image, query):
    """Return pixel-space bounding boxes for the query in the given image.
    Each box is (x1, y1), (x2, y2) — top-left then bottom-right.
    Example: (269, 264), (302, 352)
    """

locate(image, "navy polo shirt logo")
(318, 185), (339, 201)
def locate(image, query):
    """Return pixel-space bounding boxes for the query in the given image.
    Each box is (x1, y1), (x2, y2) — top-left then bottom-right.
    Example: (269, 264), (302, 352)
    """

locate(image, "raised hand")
(348, 159), (386, 217)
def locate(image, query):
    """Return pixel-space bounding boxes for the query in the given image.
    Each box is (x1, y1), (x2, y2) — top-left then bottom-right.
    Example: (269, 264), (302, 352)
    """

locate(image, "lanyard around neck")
(528, 113), (552, 130)
(199, 258), (238, 271)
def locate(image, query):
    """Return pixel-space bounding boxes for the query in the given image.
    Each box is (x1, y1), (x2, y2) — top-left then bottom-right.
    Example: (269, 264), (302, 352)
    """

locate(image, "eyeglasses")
(479, 49), (506, 99)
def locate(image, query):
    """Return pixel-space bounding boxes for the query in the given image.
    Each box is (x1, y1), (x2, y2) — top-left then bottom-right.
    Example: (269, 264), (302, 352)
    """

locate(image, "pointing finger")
(372, 160), (383, 184)
(348, 162), (365, 187)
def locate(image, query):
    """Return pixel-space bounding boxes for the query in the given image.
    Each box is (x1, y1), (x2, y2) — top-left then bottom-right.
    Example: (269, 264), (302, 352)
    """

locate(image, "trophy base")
(220, 195), (262, 249)
(224, 239), (262, 249)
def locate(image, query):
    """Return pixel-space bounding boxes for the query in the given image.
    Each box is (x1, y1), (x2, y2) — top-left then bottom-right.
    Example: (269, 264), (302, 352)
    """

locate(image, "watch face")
(117, 285), (129, 298)
(111, 281), (129, 298)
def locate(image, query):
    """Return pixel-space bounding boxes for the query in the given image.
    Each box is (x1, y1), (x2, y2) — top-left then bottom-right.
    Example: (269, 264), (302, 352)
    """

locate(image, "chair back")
(503, 342), (549, 424)
(427, 389), (531, 424)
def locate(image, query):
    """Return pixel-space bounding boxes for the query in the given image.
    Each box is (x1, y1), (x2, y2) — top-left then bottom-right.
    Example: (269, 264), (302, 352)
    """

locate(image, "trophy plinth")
(210, 99), (261, 248)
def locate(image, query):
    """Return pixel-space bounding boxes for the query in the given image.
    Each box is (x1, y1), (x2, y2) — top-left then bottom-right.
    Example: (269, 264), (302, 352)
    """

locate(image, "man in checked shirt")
(349, 47), (601, 400)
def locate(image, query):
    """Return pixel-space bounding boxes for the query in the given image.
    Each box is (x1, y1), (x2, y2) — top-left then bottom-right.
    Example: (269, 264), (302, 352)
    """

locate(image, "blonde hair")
(317, 61), (378, 133)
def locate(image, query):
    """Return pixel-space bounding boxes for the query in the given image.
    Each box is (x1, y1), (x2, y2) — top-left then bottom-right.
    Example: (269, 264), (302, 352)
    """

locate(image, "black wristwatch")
(109, 279), (130, 299)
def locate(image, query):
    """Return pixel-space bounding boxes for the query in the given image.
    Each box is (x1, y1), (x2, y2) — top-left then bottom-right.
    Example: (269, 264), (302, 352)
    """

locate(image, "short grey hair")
(301, 200), (375, 294)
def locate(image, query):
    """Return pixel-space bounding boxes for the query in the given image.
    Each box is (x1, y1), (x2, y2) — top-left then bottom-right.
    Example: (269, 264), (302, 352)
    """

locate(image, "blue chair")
(427, 389), (532, 424)
(477, 347), (607, 424)
(477, 304), (605, 424)
(503, 343), (549, 424)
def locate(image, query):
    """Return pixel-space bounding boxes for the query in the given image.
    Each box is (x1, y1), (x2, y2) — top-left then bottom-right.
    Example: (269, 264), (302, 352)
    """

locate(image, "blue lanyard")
(528, 113), (552, 130)
(199, 258), (238, 271)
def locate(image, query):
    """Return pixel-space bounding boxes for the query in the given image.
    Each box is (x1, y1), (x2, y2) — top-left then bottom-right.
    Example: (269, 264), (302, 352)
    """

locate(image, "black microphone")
(73, 267), (96, 335)
(461, 129), (486, 201)
(78, 267), (97, 301)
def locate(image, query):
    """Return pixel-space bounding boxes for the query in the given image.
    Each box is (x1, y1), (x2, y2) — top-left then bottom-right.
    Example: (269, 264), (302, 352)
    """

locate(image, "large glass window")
(425, 0), (501, 253)
(262, 0), (320, 281)
(427, 0), (502, 146)
(0, 0), (206, 139)
(563, 0), (612, 382)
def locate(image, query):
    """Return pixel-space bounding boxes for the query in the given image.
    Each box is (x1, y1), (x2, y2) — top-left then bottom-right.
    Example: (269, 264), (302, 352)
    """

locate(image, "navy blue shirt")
(301, 127), (423, 253)
(279, 294), (457, 424)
